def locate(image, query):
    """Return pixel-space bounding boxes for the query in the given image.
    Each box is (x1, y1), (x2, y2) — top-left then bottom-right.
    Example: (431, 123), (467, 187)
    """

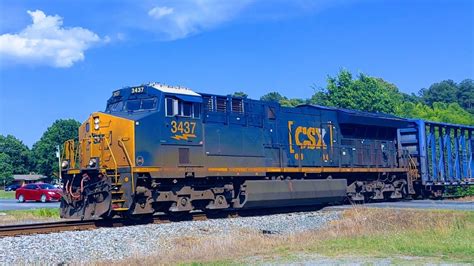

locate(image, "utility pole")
(56, 145), (61, 182)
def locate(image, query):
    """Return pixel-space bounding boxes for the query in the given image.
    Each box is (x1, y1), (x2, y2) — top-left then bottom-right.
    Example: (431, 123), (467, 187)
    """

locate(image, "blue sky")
(0, 0), (473, 147)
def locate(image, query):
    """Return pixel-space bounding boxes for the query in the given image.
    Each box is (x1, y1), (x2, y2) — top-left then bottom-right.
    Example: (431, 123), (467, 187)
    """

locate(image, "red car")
(15, 183), (62, 203)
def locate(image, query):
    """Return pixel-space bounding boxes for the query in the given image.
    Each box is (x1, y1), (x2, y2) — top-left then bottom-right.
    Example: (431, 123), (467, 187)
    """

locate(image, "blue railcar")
(399, 120), (473, 196)
(59, 83), (473, 219)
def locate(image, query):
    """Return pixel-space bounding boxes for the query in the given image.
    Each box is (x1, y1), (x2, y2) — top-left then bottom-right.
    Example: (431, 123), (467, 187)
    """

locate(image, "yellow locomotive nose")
(77, 112), (136, 170)
(61, 112), (136, 219)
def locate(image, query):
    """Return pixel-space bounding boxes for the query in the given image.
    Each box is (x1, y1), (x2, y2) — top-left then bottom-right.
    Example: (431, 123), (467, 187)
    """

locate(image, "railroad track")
(2, 198), (471, 238)
(0, 205), (332, 238)
(0, 220), (100, 237)
(0, 212), (211, 238)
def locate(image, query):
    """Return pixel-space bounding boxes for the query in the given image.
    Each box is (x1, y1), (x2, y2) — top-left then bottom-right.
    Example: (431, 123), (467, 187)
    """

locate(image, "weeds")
(445, 185), (474, 198)
(120, 207), (474, 265)
(0, 191), (15, 199)
(314, 207), (474, 262)
(0, 208), (60, 225)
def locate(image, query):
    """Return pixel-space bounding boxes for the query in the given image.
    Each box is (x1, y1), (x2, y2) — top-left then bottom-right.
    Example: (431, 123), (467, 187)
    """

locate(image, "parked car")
(5, 184), (21, 191)
(15, 183), (62, 203)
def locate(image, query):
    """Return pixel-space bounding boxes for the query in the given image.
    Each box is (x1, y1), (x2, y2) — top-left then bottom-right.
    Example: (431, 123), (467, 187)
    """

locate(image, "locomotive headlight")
(93, 117), (100, 130)
(61, 160), (69, 169)
(88, 158), (97, 167)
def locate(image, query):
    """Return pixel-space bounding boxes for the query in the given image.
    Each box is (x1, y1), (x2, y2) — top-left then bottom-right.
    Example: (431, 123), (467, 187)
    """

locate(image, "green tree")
(401, 92), (422, 104)
(395, 102), (474, 125)
(0, 153), (14, 185)
(311, 70), (402, 113)
(457, 79), (474, 114)
(0, 135), (32, 174)
(232, 91), (248, 98)
(419, 80), (458, 106)
(309, 90), (329, 106)
(279, 98), (305, 107)
(260, 92), (305, 107)
(32, 119), (81, 177)
(260, 92), (286, 103)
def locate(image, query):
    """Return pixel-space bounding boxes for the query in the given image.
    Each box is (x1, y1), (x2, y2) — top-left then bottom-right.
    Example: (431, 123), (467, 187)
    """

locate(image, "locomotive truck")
(60, 83), (473, 219)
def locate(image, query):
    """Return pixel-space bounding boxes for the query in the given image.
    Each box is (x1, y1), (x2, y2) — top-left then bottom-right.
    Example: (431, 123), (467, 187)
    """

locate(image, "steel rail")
(0, 212), (212, 238)
(0, 220), (99, 237)
(0, 205), (340, 238)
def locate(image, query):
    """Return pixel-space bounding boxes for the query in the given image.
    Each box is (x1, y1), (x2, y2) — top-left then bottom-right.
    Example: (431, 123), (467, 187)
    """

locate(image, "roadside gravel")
(0, 210), (341, 264)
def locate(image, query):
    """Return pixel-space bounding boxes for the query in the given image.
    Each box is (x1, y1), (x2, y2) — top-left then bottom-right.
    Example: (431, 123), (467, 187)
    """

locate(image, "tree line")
(1, 70), (472, 185)
(236, 70), (473, 125)
(0, 119), (80, 185)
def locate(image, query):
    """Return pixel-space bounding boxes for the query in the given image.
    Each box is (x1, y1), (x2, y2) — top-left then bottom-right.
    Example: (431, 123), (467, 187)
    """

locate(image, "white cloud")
(148, 6), (174, 19)
(0, 10), (102, 68)
(147, 1), (254, 40)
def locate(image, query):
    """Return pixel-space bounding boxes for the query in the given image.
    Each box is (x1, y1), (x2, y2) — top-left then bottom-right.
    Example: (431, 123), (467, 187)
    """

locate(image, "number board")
(170, 121), (197, 141)
(131, 87), (144, 94)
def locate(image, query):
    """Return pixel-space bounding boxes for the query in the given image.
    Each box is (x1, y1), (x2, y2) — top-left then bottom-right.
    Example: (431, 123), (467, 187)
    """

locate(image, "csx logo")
(288, 121), (330, 155)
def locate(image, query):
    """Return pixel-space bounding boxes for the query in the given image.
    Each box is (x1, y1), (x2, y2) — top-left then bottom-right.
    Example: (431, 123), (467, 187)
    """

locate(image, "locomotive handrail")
(77, 139), (83, 168)
(118, 139), (135, 194)
(62, 139), (76, 169)
(103, 136), (119, 184)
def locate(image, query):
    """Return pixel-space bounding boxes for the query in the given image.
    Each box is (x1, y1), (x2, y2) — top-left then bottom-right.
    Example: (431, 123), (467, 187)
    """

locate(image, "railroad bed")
(0, 212), (211, 237)
(0, 209), (341, 264)
(2, 199), (472, 238)
(0, 205), (337, 237)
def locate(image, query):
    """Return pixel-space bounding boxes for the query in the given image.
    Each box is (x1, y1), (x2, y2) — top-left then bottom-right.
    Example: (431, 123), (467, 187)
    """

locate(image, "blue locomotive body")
(125, 88), (411, 176)
(60, 83), (473, 219)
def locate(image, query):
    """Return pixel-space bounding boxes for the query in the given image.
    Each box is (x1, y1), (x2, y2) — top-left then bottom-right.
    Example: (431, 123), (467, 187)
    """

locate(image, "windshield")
(125, 98), (157, 111)
(39, 184), (56, 190)
(107, 101), (124, 112)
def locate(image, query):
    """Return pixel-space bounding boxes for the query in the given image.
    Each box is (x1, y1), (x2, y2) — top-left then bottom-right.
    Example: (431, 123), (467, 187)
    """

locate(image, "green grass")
(0, 190), (15, 199)
(2, 208), (60, 219)
(445, 185), (474, 197)
(310, 211), (474, 263)
(120, 208), (473, 265)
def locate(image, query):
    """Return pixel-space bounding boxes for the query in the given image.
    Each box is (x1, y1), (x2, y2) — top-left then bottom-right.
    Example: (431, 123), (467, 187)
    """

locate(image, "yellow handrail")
(104, 136), (119, 184)
(62, 139), (76, 169)
(118, 139), (134, 194)
(76, 139), (82, 168)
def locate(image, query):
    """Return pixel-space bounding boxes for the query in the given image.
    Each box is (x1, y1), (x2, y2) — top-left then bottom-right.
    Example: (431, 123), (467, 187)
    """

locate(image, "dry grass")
(324, 207), (462, 237)
(122, 229), (284, 265)
(116, 207), (473, 265)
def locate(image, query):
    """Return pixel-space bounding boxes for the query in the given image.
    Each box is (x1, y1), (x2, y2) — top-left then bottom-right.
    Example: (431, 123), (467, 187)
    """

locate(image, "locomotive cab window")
(126, 100), (141, 111)
(125, 97), (157, 112)
(181, 102), (193, 117)
(106, 101), (124, 112)
(165, 97), (200, 118)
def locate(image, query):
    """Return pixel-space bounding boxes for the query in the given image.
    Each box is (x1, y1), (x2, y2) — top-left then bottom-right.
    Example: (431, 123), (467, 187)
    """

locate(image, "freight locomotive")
(60, 83), (474, 219)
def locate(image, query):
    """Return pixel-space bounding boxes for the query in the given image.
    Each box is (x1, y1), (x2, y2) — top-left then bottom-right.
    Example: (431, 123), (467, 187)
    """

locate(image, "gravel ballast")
(0, 210), (341, 264)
